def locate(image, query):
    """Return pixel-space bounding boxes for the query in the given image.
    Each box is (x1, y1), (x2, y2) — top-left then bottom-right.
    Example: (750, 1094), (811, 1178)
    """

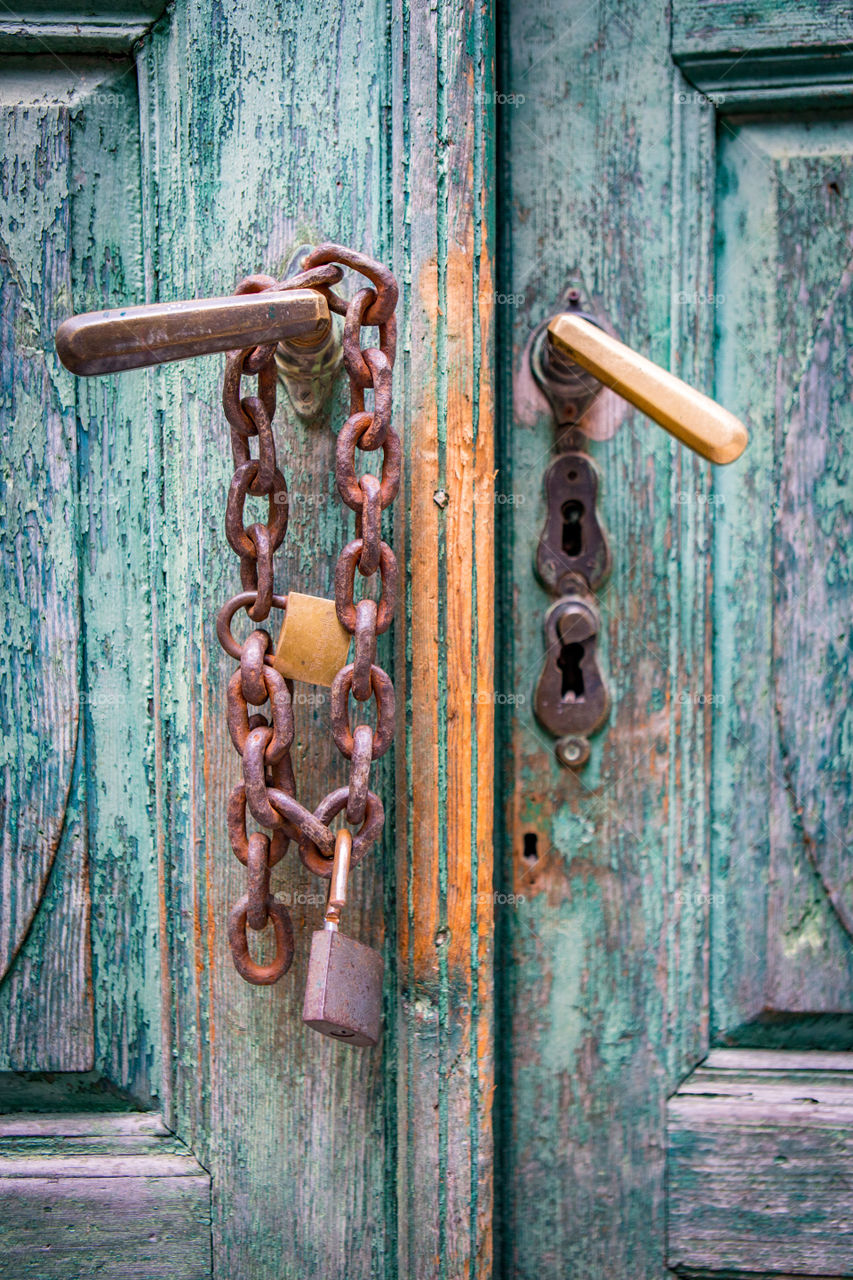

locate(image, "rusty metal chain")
(215, 245), (400, 985)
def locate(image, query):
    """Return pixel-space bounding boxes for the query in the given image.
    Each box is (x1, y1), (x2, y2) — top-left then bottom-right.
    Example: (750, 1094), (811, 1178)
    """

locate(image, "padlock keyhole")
(561, 500), (584, 557)
(558, 641), (585, 701)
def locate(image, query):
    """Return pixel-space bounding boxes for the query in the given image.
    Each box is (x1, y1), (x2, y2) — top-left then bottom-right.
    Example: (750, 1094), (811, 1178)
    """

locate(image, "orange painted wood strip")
(393, 0), (496, 1273)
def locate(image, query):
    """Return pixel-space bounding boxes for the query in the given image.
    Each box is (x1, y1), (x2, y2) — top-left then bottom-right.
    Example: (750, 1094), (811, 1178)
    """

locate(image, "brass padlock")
(303, 829), (383, 1047)
(273, 591), (351, 686)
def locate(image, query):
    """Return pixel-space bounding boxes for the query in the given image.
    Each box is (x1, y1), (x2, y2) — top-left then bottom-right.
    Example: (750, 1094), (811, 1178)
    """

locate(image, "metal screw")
(555, 735), (590, 768)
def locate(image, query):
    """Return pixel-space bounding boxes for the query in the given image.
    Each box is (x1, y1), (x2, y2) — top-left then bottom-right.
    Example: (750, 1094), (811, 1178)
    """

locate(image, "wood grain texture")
(0, 57), (162, 1091)
(2, 2), (496, 1271)
(0, 66), (92, 1070)
(0, 1112), (209, 1280)
(673, 0), (853, 108)
(497, 3), (712, 1275)
(137, 2), (396, 1275)
(391, 0), (496, 1274)
(673, 0), (853, 58)
(72, 72), (163, 1107)
(0, 6), (167, 55)
(668, 1052), (853, 1276)
(0, 1112), (170, 1137)
(712, 118), (853, 1035)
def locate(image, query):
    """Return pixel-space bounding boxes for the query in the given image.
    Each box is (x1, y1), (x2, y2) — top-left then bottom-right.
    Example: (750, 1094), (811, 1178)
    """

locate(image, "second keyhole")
(558, 641), (585, 701)
(561, 499), (584, 557)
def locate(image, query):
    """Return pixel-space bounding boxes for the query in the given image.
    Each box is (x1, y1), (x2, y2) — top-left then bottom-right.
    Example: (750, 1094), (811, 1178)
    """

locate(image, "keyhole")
(558, 641), (585, 701)
(523, 832), (539, 864)
(561, 500), (584, 556)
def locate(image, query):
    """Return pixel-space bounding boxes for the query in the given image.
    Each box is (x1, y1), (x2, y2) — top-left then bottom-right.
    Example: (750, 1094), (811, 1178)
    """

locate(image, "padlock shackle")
(324, 829), (353, 930)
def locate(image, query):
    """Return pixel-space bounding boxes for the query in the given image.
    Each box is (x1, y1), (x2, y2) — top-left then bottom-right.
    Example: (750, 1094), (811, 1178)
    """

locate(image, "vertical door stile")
(392, 0), (498, 1273)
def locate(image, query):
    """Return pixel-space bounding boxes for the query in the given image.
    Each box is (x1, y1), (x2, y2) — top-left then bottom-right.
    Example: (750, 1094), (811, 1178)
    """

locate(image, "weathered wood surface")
(0, 1111), (170, 1137)
(499, 1), (712, 1274)
(3, 1), (497, 1274)
(668, 1051), (853, 1276)
(702, 1048), (853, 1073)
(70, 66), (163, 1107)
(0, 1113), (210, 1280)
(0, 59), (162, 1094)
(137, 2), (396, 1276)
(672, 0), (853, 108)
(0, 67), (91, 1070)
(712, 117), (853, 1036)
(390, 0), (496, 1276)
(673, 0), (853, 61)
(500, 4), (853, 1274)
(0, 3), (167, 53)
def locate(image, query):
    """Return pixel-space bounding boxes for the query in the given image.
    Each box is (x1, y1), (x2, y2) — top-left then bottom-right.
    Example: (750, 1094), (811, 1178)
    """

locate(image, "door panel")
(0, 59), (159, 1088)
(498, 1), (853, 1277)
(0, 69), (89, 1069)
(713, 115), (853, 1036)
(0, 55), (197, 1278)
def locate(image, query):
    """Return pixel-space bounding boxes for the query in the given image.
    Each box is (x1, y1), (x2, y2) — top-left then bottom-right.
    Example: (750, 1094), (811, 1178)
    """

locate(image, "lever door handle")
(55, 288), (329, 375)
(548, 313), (748, 464)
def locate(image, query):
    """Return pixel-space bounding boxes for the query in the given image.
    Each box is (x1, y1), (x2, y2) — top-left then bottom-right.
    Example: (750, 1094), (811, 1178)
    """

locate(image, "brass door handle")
(548, 313), (747, 464)
(55, 288), (329, 375)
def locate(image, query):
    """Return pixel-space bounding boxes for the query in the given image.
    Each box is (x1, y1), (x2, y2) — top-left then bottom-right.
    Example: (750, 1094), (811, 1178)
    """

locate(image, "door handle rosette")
(530, 293), (748, 768)
(547, 310), (747, 464)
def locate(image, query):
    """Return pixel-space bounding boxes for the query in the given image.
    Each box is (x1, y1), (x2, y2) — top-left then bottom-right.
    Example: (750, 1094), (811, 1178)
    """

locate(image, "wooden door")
(4, 0), (853, 1277)
(0, 0), (495, 1277)
(499, 1), (853, 1277)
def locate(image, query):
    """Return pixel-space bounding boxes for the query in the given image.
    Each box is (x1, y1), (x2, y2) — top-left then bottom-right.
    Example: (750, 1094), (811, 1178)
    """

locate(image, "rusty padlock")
(303, 829), (383, 1047)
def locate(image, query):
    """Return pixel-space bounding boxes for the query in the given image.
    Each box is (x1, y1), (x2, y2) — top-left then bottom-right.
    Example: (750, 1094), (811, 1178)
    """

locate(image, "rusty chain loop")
(216, 244), (400, 984)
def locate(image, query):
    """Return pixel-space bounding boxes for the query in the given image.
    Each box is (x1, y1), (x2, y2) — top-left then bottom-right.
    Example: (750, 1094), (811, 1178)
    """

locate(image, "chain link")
(216, 244), (399, 984)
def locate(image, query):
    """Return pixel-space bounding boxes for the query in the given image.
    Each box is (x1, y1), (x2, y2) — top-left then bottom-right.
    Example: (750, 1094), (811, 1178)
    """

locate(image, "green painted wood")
(667, 1051), (853, 1275)
(0, 57), (162, 1096)
(70, 60), (163, 1108)
(712, 117), (853, 1036)
(673, 0), (853, 61)
(0, 7), (167, 55)
(12, 1), (853, 1275)
(0, 1113), (210, 1280)
(672, 0), (853, 108)
(136, 3), (396, 1276)
(497, 2), (853, 1277)
(497, 2), (711, 1275)
(0, 64), (91, 1071)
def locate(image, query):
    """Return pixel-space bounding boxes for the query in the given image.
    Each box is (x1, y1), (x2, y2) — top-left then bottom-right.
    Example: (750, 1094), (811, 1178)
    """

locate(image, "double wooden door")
(2, 1), (852, 1277)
